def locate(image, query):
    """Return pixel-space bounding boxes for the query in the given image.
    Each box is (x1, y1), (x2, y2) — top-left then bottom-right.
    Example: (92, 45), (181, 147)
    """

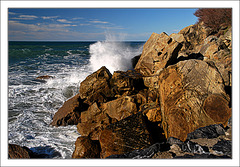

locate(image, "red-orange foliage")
(194, 8), (232, 31)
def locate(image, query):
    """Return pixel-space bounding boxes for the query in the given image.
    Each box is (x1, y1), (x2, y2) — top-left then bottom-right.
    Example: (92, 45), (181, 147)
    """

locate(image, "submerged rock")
(36, 75), (54, 80)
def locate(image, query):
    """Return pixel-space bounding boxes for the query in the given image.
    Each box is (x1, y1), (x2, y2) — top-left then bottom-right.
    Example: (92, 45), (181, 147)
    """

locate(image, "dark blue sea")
(8, 40), (144, 158)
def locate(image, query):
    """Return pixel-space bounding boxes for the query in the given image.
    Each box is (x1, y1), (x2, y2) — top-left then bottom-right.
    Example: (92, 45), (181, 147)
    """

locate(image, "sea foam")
(89, 33), (143, 74)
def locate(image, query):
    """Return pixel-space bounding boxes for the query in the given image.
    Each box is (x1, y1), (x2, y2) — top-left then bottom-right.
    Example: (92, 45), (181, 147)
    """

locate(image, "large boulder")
(79, 66), (113, 105)
(135, 32), (182, 76)
(101, 96), (138, 121)
(72, 136), (100, 158)
(110, 70), (145, 96)
(51, 94), (88, 126)
(158, 59), (231, 141)
(99, 113), (152, 158)
(77, 102), (110, 140)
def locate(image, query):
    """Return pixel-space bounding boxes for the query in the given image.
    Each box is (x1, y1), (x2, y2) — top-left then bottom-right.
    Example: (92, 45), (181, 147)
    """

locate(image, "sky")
(8, 8), (198, 41)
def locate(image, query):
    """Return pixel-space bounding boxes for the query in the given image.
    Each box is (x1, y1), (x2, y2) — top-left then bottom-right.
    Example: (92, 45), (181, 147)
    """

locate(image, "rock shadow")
(176, 53), (204, 64)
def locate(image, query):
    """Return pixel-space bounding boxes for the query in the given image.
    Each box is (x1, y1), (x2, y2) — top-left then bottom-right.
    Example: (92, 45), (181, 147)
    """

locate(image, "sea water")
(8, 39), (144, 158)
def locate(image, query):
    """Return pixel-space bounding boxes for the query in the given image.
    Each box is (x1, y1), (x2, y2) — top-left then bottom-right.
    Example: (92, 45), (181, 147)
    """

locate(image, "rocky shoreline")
(9, 22), (232, 159)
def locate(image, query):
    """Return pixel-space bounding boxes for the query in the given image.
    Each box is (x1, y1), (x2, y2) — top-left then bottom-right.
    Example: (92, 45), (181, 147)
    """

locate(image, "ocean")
(8, 40), (144, 158)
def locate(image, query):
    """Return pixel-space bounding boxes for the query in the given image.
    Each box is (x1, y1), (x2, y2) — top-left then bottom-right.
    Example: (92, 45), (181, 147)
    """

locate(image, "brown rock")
(72, 136), (100, 158)
(145, 107), (162, 122)
(51, 94), (86, 126)
(99, 113), (152, 158)
(110, 70), (145, 96)
(135, 32), (182, 76)
(77, 102), (110, 140)
(158, 59), (231, 141)
(36, 75), (54, 80)
(79, 66), (113, 105)
(8, 144), (31, 159)
(101, 96), (138, 121)
(179, 22), (212, 53)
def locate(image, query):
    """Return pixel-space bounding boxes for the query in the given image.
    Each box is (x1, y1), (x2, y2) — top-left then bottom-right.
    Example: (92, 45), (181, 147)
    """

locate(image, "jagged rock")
(135, 32), (182, 76)
(51, 94), (88, 126)
(212, 140), (232, 157)
(101, 96), (138, 121)
(8, 144), (31, 159)
(186, 124), (225, 140)
(145, 106), (161, 122)
(110, 70), (145, 96)
(158, 59), (231, 141)
(106, 143), (161, 159)
(72, 136), (100, 158)
(167, 137), (209, 154)
(79, 66), (113, 105)
(178, 22), (212, 53)
(99, 113), (152, 158)
(77, 102), (110, 140)
(142, 75), (159, 90)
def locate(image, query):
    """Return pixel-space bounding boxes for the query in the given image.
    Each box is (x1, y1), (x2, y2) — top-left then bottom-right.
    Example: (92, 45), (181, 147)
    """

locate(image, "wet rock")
(106, 143), (161, 159)
(110, 70), (145, 96)
(51, 94), (88, 126)
(186, 124), (226, 140)
(36, 75), (54, 80)
(135, 32), (182, 76)
(8, 144), (32, 159)
(99, 113), (152, 158)
(158, 59), (231, 141)
(72, 136), (100, 158)
(79, 66), (113, 105)
(212, 140), (231, 157)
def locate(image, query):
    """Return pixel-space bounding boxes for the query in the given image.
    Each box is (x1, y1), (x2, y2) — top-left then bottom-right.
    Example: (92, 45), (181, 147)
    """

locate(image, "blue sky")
(8, 8), (198, 41)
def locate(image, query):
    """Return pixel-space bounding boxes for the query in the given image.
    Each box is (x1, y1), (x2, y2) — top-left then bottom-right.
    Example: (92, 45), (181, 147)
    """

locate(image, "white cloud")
(8, 20), (75, 33)
(71, 17), (84, 20)
(79, 23), (91, 26)
(9, 12), (17, 15)
(89, 20), (109, 24)
(57, 19), (72, 23)
(42, 16), (59, 19)
(19, 15), (38, 18)
(10, 14), (38, 20)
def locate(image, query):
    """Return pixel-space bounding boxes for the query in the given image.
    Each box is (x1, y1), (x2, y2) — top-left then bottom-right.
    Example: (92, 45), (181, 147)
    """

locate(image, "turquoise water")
(8, 41), (144, 158)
